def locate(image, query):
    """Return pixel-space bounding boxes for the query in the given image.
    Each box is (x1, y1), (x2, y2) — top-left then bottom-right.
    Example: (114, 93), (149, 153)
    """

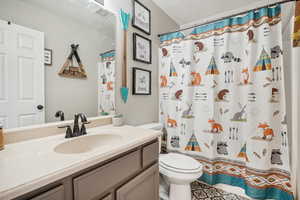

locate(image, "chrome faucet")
(59, 113), (90, 138)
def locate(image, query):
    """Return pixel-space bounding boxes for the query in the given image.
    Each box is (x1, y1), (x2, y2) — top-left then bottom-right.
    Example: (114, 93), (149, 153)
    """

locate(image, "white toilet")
(138, 123), (203, 200)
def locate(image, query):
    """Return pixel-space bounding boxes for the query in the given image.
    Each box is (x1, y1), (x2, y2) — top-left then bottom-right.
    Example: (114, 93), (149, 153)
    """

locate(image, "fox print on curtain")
(159, 5), (293, 200)
(99, 51), (116, 115)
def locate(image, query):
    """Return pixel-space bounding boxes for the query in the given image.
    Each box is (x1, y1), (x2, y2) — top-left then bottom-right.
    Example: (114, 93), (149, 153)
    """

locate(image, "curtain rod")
(100, 49), (115, 56)
(158, 0), (297, 37)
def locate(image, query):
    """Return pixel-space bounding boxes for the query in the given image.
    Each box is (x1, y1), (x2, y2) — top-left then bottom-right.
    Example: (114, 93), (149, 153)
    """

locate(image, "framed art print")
(132, 0), (151, 35)
(133, 33), (152, 64)
(132, 67), (151, 95)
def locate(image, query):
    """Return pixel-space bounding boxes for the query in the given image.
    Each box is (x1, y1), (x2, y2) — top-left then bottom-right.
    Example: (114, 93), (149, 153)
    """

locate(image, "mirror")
(0, 0), (116, 129)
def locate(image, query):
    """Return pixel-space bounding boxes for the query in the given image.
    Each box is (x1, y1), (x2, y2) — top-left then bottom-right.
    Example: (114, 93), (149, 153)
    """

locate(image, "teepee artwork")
(237, 143), (249, 162)
(59, 44), (87, 79)
(253, 48), (272, 72)
(169, 60), (178, 77)
(185, 133), (202, 152)
(205, 56), (220, 75)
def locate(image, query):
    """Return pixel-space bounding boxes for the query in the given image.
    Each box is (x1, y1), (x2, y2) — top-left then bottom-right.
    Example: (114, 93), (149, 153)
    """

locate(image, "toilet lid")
(160, 153), (202, 173)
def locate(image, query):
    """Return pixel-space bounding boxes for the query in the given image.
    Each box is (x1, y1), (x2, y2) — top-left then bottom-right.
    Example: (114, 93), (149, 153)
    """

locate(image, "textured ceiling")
(25, 0), (115, 36)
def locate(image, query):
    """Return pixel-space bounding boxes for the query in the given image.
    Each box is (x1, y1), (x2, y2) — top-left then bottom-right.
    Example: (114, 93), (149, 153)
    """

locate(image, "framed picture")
(133, 33), (152, 64)
(132, 67), (151, 95)
(44, 48), (52, 66)
(132, 0), (151, 35)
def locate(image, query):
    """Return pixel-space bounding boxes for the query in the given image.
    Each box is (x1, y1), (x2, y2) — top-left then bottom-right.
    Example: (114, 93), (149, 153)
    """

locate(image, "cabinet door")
(74, 150), (141, 200)
(116, 164), (159, 200)
(142, 141), (159, 168)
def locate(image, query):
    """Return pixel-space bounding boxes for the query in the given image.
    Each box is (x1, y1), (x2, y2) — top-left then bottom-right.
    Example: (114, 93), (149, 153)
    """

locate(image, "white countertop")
(0, 125), (161, 200)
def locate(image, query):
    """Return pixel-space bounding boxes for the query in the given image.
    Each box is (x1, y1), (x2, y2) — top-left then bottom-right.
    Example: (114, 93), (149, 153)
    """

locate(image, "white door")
(0, 20), (45, 129)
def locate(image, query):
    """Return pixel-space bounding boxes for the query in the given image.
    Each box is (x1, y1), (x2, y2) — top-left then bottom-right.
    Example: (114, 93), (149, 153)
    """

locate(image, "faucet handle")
(80, 114), (88, 122)
(58, 125), (73, 138)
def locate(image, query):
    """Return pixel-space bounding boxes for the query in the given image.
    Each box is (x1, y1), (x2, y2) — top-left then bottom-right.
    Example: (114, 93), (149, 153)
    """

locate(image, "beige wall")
(105, 0), (179, 125)
(0, 0), (115, 122)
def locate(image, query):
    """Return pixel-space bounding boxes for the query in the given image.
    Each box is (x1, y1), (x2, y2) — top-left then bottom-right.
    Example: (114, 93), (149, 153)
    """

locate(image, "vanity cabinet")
(15, 140), (159, 200)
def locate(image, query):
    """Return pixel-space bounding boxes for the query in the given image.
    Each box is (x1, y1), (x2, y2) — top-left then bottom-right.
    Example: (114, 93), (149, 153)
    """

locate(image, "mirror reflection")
(0, 0), (116, 129)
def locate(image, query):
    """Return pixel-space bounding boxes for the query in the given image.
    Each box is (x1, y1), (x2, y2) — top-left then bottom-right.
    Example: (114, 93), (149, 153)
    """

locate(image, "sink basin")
(54, 134), (122, 154)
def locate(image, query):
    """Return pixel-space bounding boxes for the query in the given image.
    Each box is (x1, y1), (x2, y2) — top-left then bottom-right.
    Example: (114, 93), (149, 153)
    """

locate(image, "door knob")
(37, 105), (44, 110)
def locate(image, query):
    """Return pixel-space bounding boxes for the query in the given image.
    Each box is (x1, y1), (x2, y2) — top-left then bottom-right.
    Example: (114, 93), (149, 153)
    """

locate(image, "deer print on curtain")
(159, 5), (293, 200)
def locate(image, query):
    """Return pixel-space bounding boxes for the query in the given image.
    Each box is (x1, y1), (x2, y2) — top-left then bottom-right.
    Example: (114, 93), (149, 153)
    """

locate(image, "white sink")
(54, 134), (122, 154)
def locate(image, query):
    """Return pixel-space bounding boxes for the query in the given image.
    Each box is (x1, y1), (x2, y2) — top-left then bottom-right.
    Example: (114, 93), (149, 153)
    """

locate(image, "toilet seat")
(159, 153), (202, 173)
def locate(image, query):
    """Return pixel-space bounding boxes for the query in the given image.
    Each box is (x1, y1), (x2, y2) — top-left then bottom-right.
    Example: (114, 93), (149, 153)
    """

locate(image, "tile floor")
(191, 181), (250, 200)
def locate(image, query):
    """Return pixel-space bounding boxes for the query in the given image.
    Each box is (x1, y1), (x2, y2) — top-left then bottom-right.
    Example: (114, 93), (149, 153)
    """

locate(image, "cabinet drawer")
(142, 141), (159, 168)
(74, 150), (141, 200)
(30, 185), (64, 200)
(116, 163), (159, 200)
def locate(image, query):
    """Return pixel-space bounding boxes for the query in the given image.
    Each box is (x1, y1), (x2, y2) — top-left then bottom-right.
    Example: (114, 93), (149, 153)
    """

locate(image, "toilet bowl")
(137, 123), (203, 200)
(160, 153), (203, 200)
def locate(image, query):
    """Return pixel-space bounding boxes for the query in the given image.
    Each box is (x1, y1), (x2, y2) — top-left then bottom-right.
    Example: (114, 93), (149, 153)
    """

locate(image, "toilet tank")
(138, 123), (163, 131)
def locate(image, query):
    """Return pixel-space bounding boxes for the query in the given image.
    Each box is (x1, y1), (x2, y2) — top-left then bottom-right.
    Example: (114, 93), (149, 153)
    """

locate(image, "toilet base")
(169, 183), (191, 200)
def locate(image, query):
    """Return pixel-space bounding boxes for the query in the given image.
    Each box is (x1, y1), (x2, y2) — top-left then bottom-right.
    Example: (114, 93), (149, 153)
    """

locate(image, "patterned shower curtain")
(98, 51), (116, 115)
(159, 5), (293, 200)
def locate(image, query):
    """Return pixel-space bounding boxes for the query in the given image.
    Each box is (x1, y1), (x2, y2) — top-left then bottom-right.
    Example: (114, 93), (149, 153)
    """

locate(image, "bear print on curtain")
(159, 5), (293, 200)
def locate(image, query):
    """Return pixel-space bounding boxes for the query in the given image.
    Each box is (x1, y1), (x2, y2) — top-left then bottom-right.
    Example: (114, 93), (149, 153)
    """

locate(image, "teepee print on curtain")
(206, 56), (220, 75)
(253, 48), (272, 72)
(237, 143), (249, 162)
(185, 133), (202, 152)
(169, 60), (178, 77)
(159, 5), (293, 200)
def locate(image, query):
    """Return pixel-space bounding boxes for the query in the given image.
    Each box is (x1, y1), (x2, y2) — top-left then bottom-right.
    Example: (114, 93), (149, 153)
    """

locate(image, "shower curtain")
(159, 5), (293, 200)
(98, 51), (116, 115)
